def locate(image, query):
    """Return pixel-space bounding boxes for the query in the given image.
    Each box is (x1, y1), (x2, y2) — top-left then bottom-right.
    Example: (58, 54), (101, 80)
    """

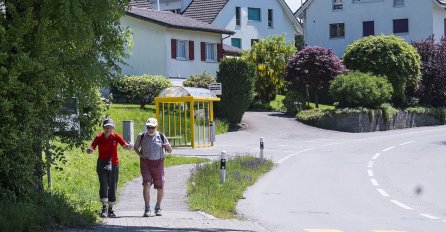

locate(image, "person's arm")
(162, 136), (172, 153)
(116, 134), (134, 150)
(86, 136), (99, 154)
(133, 134), (143, 157)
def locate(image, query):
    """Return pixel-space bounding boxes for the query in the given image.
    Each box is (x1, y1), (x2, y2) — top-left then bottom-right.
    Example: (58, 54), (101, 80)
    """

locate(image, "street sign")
(208, 83), (222, 95)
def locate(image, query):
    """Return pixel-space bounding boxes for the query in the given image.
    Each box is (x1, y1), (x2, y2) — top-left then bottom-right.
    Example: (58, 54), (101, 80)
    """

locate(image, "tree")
(215, 58), (255, 124)
(343, 35), (421, 106)
(113, 75), (172, 108)
(0, 0), (129, 199)
(242, 35), (296, 103)
(284, 46), (346, 107)
(412, 36), (446, 106)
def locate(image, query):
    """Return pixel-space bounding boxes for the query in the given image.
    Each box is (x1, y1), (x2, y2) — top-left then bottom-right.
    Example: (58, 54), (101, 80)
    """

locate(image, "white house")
(120, 3), (234, 79)
(182, 0), (303, 50)
(295, 0), (446, 57)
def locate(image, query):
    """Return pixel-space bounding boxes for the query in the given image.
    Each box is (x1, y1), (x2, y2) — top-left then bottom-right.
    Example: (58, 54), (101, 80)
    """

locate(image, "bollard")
(220, 151), (226, 184)
(260, 137), (264, 159)
(123, 120), (134, 144)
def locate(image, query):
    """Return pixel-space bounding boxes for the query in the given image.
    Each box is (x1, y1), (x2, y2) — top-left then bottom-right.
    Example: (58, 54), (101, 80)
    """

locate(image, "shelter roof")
(158, 86), (217, 98)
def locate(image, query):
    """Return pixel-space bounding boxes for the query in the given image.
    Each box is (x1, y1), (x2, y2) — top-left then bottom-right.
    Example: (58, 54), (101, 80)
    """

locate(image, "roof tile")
(182, 0), (229, 24)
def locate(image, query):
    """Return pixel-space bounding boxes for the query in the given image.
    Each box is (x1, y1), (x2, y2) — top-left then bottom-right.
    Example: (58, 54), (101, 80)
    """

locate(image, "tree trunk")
(315, 92), (319, 108)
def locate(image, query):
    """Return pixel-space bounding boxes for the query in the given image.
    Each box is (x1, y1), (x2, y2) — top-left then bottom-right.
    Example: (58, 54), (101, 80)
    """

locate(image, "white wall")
(213, 0), (298, 50)
(433, 3), (446, 39)
(302, 0), (441, 57)
(166, 30), (222, 78)
(120, 16), (167, 76)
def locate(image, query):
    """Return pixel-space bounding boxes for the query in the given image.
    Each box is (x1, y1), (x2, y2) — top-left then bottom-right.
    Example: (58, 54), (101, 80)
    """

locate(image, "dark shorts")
(140, 158), (164, 189)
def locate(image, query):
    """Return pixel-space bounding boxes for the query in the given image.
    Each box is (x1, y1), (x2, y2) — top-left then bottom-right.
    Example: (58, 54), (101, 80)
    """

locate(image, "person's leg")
(107, 165), (119, 217)
(141, 158), (153, 217)
(97, 160), (109, 218)
(153, 161), (165, 216)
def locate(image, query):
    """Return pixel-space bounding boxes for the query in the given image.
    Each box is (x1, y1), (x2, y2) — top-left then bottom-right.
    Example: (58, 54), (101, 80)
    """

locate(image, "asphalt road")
(234, 112), (446, 232)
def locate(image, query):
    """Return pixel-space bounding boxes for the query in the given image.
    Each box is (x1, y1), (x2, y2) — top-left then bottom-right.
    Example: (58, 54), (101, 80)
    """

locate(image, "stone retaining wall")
(315, 111), (442, 133)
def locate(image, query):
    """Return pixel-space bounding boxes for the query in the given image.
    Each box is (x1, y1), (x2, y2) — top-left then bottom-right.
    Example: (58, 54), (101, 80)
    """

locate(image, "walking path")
(67, 164), (268, 232)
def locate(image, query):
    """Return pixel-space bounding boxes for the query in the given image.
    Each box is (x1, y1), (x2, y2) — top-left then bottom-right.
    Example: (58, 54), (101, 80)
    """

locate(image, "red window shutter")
(189, 40), (194, 60)
(217, 43), (223, 62)
(171, 39), (177, 59)
(201, 42), (206, 61)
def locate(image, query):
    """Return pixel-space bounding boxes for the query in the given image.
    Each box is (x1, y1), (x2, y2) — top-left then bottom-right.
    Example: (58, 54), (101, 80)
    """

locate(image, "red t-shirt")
(91, 132), (126, 165)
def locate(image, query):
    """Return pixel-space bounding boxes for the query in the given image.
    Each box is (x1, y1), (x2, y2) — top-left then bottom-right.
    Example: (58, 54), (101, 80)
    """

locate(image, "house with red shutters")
(120, 2), (234, 79)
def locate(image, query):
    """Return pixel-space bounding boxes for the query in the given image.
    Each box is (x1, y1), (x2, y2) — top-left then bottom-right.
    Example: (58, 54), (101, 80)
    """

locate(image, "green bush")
(282, 90), (306, 116)
(112, 75), (172, 108)
(183, 72), (216, 88)
(343, 35), (421, 106)
(329, 71), (393, 108)
(216, 58), (255, 124)
(296, 108), (329, 125)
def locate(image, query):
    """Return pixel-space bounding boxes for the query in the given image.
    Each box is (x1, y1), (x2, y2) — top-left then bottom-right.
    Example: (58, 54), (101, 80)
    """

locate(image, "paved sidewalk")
(67, 164), (268, 232)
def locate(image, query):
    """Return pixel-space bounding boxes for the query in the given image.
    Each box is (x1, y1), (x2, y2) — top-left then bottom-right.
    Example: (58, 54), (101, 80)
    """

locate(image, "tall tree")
(0, 0), (130, 199)
(242, 35), (296, 103)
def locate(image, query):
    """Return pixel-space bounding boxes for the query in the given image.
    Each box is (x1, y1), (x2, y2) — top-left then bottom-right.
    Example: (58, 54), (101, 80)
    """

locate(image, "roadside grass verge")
(187, 155), (273, 219)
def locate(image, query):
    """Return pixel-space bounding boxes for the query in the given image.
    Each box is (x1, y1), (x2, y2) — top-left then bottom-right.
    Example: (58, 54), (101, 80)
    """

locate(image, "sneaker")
(108, 209), (117, 218)
(143, 209), (151, 217)
(100, 207), (108, 218)
(154, 208), (162, 216)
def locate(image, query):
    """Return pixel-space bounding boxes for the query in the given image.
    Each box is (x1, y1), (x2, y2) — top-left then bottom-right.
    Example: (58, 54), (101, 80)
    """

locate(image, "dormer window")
(333, 0), (343, 10)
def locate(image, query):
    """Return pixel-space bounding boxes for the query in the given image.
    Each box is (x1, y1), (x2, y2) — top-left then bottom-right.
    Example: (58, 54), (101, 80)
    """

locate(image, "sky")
(284, 0), (303, 12)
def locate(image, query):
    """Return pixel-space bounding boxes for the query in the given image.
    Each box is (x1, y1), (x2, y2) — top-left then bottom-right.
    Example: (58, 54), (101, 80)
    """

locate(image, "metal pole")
(157, 0), (160, 10)
(220, 151), (226, 183)
(260, 137), (264, 159)
(123, 120), (134, 144)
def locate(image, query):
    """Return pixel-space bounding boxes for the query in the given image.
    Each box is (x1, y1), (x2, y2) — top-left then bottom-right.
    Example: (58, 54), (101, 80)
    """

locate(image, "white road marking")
(370, 178), (379, 186)
(419, 213), (439, 220)
(277, 148), (315, 164)
(377, 188), (389, 197)
(367, 169), (374, 177)
(390, 200), (412, 210)
(382, 146), (395, 152)
(372, 153), (381, 160)
(399, 141), (414, 146)
(368, 161), (374, 168)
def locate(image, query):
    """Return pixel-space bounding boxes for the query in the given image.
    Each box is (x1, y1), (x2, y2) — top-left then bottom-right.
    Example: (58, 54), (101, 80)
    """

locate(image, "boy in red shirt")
(87, 118), (133, 218)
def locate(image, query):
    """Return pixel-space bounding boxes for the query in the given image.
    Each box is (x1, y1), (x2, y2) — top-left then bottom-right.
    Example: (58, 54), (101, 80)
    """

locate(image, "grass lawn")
(187, 156), (273, 218)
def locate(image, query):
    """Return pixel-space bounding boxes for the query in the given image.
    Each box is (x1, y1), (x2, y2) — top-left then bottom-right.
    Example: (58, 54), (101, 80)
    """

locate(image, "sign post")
(208, 83), (222, 96)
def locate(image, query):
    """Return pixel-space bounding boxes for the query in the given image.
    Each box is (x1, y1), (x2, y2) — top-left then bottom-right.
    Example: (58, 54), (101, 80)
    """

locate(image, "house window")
(333, 0), (343, 10)
(353, 0), (383, 3)
(444, 18), (446, 36)
(205, 43), (217, 62)
(231, 38), (241, 48)
(248, 8), (261, 21)
(251, 39), (259, 46)
(236, 7), (241, 26)
(393, 0), (404, 7)
(363, 21), (374, 36)
(268, 9), (273, 28)
(170, 9), (181, 14)
(177, 40), (188, 60)
(393, 18), (408, 34)
(330, 23), (345, 38)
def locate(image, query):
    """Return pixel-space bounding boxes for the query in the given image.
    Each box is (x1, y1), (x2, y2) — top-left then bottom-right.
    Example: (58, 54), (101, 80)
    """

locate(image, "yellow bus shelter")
(155, 86), (220, 148)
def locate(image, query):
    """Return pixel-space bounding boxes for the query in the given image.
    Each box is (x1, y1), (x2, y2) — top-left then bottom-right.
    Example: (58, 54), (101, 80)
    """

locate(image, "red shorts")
(140, 158), (164, 189)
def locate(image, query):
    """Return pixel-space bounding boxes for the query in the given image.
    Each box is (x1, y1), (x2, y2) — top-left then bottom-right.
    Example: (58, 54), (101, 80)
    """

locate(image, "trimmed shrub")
(412, 36), (446, 106)
(183, 72), (216, 88)
(216, 58), (255, 124)
(343, 35), (421, 106)
(285, 46), (346, 106)
(329, 71), (393, 108)
(282, 90), (306, 116)
(112, 75), (172, 108)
